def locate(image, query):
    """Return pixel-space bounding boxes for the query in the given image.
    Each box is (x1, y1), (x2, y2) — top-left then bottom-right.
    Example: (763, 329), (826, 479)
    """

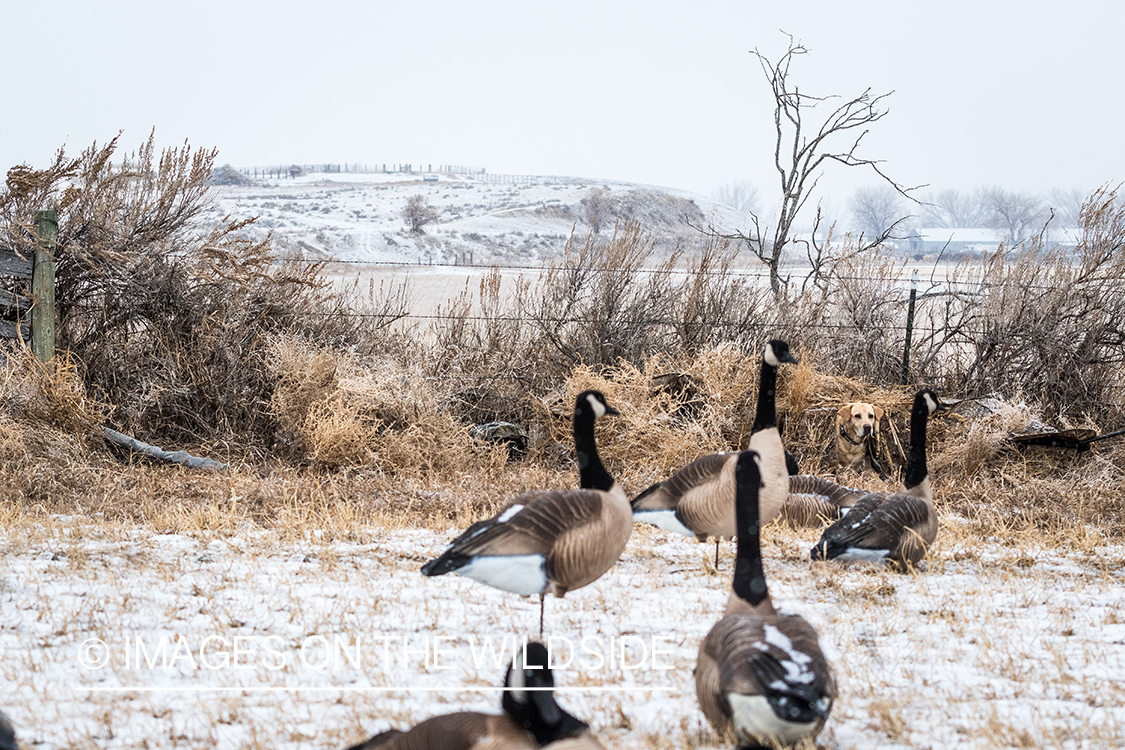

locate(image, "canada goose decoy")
(422, 390), (630, 634)
(631, 340), (798, 563)
(780, 474), (866, 527)
(695, 451), (835, 748)
(810, 388), (948, 567)
(345, 641), (603, 750)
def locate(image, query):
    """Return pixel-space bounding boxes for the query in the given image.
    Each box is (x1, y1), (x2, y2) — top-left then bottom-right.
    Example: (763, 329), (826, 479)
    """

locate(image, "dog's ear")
(836, 404), (853, 426)
(874, 405), (885, 423)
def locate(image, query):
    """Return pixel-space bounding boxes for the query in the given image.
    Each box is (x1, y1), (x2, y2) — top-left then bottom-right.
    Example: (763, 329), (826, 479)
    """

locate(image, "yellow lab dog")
(834, 402), (885, 474)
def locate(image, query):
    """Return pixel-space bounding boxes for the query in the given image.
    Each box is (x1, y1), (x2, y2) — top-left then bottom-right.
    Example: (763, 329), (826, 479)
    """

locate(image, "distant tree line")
(844, 185), (1088, 244)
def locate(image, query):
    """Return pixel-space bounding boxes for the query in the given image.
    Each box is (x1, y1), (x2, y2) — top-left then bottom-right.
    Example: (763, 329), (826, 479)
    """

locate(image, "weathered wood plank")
(0, 320), (30, 339)
(0, 288), (29, 310)
(0, 249), (33, 280)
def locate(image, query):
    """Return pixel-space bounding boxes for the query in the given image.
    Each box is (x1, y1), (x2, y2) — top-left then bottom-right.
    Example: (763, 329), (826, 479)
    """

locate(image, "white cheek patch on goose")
(586, 394), (607, 419)
(458, 555), (548, 596)
(633, 509), (696, 537)
(923, 392), (938, 413)
(764, 344), (781, 367)
(508, 653), (528, 704)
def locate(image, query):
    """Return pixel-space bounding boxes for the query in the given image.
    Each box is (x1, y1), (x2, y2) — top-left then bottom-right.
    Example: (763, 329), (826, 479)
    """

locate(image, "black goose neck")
(751, 358), (779, 434)
(903, 393), (931, 489)
(574, 402), (614, 492)
(732, 453), (769, 607)
(502, 672), (589, 746)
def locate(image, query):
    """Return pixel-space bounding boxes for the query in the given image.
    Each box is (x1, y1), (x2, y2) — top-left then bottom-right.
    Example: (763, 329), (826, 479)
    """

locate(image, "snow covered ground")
(2, 518), (1123, 749)
(206, 170), (746, 266)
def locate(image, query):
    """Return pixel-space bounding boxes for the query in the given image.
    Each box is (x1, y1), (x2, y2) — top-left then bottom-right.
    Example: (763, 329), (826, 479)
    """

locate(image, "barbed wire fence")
(261, 255), (1125, 410)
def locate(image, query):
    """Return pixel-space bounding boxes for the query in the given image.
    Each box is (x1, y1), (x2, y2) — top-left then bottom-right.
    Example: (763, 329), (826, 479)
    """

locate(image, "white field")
(210, 170), (972, 318)
(2, 517), (1123, 749)
(208, 171), (746, 267)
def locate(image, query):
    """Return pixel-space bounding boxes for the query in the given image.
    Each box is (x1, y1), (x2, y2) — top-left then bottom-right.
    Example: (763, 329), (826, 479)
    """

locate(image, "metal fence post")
(901, 270), (918, 385)
(31, 210), (58, 361)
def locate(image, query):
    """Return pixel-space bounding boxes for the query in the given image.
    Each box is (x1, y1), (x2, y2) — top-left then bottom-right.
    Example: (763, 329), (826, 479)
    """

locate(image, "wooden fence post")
(900, 270), (917, 386)
(31, 210), (57, 361)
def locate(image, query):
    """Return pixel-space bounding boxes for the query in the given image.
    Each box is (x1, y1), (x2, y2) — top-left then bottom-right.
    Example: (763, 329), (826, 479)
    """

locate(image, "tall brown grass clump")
(0, 344), (108, 466)
(269, 339), (506, 477)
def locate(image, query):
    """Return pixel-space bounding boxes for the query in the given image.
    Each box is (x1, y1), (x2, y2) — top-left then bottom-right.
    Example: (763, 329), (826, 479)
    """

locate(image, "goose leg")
(539, 594), (546, 637)
(714, 539), (720, 568)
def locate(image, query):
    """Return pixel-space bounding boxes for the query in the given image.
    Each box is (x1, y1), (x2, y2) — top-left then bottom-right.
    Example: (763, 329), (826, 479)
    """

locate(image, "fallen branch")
(102, 427), (229, 470)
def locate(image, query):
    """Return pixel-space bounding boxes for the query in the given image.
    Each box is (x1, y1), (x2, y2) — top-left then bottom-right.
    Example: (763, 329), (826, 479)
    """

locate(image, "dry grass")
(2, 330), (1123, 543)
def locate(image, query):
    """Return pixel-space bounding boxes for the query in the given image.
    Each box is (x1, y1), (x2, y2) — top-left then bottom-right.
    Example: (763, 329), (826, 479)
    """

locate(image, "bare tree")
(981, 187), (1048, 242)
(712, 36), (915, 298)
(919, 189), (988, 228)
(712, 180), (760, 215)
(1048, 188), (1086, 227)
(849, 185), (905, 240)
(580, 186), (612, 235)
(402, 194), (439, 234)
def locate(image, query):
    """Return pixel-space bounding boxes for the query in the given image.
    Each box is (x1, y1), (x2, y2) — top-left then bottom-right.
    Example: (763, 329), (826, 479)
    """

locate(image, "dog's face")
(837, 402), (884, 440)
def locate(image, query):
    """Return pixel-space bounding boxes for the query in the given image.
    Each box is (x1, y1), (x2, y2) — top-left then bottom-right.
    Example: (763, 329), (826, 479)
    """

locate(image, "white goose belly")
(727, 694), (821, 744)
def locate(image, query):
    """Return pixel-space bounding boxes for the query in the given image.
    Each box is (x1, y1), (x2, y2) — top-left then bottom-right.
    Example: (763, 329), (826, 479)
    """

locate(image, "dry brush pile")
(1, 137), (1124, 541)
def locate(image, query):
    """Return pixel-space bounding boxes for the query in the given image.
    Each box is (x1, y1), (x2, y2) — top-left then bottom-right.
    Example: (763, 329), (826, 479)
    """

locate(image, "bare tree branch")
(707, 34), (920, 299)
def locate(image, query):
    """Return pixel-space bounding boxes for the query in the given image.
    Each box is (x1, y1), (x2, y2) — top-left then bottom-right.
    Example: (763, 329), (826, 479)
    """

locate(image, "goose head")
(764, 339), (799, 368)
(916, 388), (949, 416)
(503, 641), (590, 745)
(575, 390), (620, 420)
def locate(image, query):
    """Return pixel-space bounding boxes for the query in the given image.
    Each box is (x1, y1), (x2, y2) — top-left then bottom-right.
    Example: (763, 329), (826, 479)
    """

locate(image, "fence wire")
(286, 256), (1122, 297)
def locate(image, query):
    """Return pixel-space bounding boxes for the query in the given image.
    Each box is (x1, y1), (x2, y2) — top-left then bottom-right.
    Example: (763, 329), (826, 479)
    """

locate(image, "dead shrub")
(1, 134), (372, 448)
(913, 187), (1125, 425)
(425, 225), (775, 399)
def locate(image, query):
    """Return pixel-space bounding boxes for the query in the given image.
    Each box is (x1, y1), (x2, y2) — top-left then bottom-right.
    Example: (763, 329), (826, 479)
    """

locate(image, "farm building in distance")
(904, 226), (1081, 259)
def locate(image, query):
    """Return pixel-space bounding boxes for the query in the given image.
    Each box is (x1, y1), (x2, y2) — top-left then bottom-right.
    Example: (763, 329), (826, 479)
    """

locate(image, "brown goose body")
(695, 451), (835, 747)
(781, 474), (866, 527)
(422, 392), (629, 630)
(748, 425), (790, 528)
(427, 484), (632, 597)
(696, 599), (835, 746)
(811, 389), (947, 567)
(630, 451), (740, 540)
(631, 340), (797, 542)
(346, 712), (536, 750)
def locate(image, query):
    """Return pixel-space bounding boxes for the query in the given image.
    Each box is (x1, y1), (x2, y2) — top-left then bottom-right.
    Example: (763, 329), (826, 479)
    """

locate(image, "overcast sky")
(3, 1), (1122, 201)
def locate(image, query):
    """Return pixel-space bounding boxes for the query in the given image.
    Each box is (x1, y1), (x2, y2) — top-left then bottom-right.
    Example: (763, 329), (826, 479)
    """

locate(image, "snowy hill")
(206, 169), (749, 265)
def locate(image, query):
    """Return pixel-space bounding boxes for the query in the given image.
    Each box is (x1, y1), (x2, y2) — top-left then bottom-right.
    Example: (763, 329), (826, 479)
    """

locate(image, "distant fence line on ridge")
(238, 164), (487, 180)
(236, 165), (600, 186)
